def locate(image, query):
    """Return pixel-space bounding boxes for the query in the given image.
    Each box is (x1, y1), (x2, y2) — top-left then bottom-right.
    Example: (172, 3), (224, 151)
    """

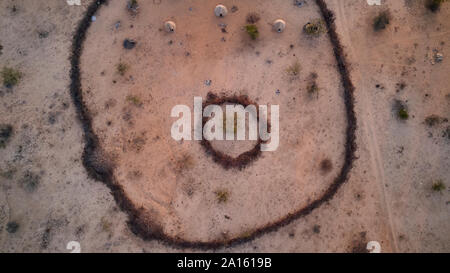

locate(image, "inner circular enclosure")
(201, 93), (266, 170)
(80, 0), (348, 243)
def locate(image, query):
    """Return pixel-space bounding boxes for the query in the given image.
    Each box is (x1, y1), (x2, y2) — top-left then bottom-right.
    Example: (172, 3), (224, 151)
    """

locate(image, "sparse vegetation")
(443, 126), (450, 140)
(426, 0), (448, 12)
(223, 113), (238, 135)
(0, 167), (16, 179)
(373, 11), (390, 31)
(398, 108), (409, 120)
(394, 100), (409, 120)
(6, 222), (19, 234)
(0, 124), (13, 148)
(215, 190), (230, 203)
(126, 95), (142, 107)
(246, 12), (260, 24)
(127, 0), (139, 14)
(425, 115), (447, 127)
(130, 136), (146, 152)
(286, 61), (301, 77)
(174, 154), (195, 174)
(245, 24), (259, 40)
(20, 171), (41, 192)
(320, 159), (333, 173)
(307, 82), (319, 99)
(303, 20), (325, 36)
(116, 62), (129, 76)
(307, 72), (319, 99)
(100, 216), (112, 233)
(431, 180), (446, 192)
(1, 67), (22, 87)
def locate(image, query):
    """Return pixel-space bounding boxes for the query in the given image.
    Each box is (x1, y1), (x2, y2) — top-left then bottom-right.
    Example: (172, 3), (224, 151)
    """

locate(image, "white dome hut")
(164, 21), (176, 33)
(273, 19), (286, 33)
(214, 5), (228, 17)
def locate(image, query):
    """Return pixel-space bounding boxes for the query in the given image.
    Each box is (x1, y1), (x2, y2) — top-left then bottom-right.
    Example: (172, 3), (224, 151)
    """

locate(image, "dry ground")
(0, 0), (448, 252)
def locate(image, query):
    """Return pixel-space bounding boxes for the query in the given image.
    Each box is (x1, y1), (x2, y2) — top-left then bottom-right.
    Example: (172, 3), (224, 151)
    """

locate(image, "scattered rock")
(204, 80), (212, 86)
(231, 5), (239, 13)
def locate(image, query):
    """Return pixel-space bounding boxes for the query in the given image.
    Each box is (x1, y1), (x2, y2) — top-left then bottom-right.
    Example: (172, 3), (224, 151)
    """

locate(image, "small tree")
(426, 0), (448, 12)
(373, 11), (390, 31)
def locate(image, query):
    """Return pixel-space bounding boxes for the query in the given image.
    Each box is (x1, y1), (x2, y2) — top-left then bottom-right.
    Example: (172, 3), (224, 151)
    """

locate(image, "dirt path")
(335, 0), (398, 252)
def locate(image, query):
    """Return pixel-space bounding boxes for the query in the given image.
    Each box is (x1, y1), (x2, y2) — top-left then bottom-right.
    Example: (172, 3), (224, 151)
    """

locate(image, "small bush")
(20, 171), (40, 193)
(174, 154), (194, 174)
(425, 115), (446, 127)
(215, 190), (230, 203)
(246, 12), (260, 24)
(320, 159), (333, 173)
(373, 11), (390, 31)
(116, 62), (129, 76)
(286, 61), (301, 77)
(307, 73), (319, 99)
(398, 108), (409, 120)
(432, 180), (446, 192)
(394, 100), (409, 120)
(307, 82), (319, 99)
(443, 126), (450, 139)
(127, 0), (139, 14)
(223, 113), (238, 135)
(126, 95), (142, 107)
(0, 124), (13, 148)
(245, 24), (259, 40)
(6, 222), (19, 233)
(1, 67), (22, 87)
(426, 0), (448, 12)
(303, 20), (325, 36)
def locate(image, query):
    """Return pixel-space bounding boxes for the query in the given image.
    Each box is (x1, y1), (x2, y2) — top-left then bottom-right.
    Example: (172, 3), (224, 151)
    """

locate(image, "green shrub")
(398, 108), (409, 120)
(215, 190), (230, 203)
(303, 20), (325, 36)
(1, 67), (22, 87)
(432, 180), (446, 192)
(126, 95), (142, 107)
(223, 114), (238, 135)
(394, 100), (409, 120)
(117, 62), (129, 76)
(245, 24), (259, 40)
(286, 61), (301, 77)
